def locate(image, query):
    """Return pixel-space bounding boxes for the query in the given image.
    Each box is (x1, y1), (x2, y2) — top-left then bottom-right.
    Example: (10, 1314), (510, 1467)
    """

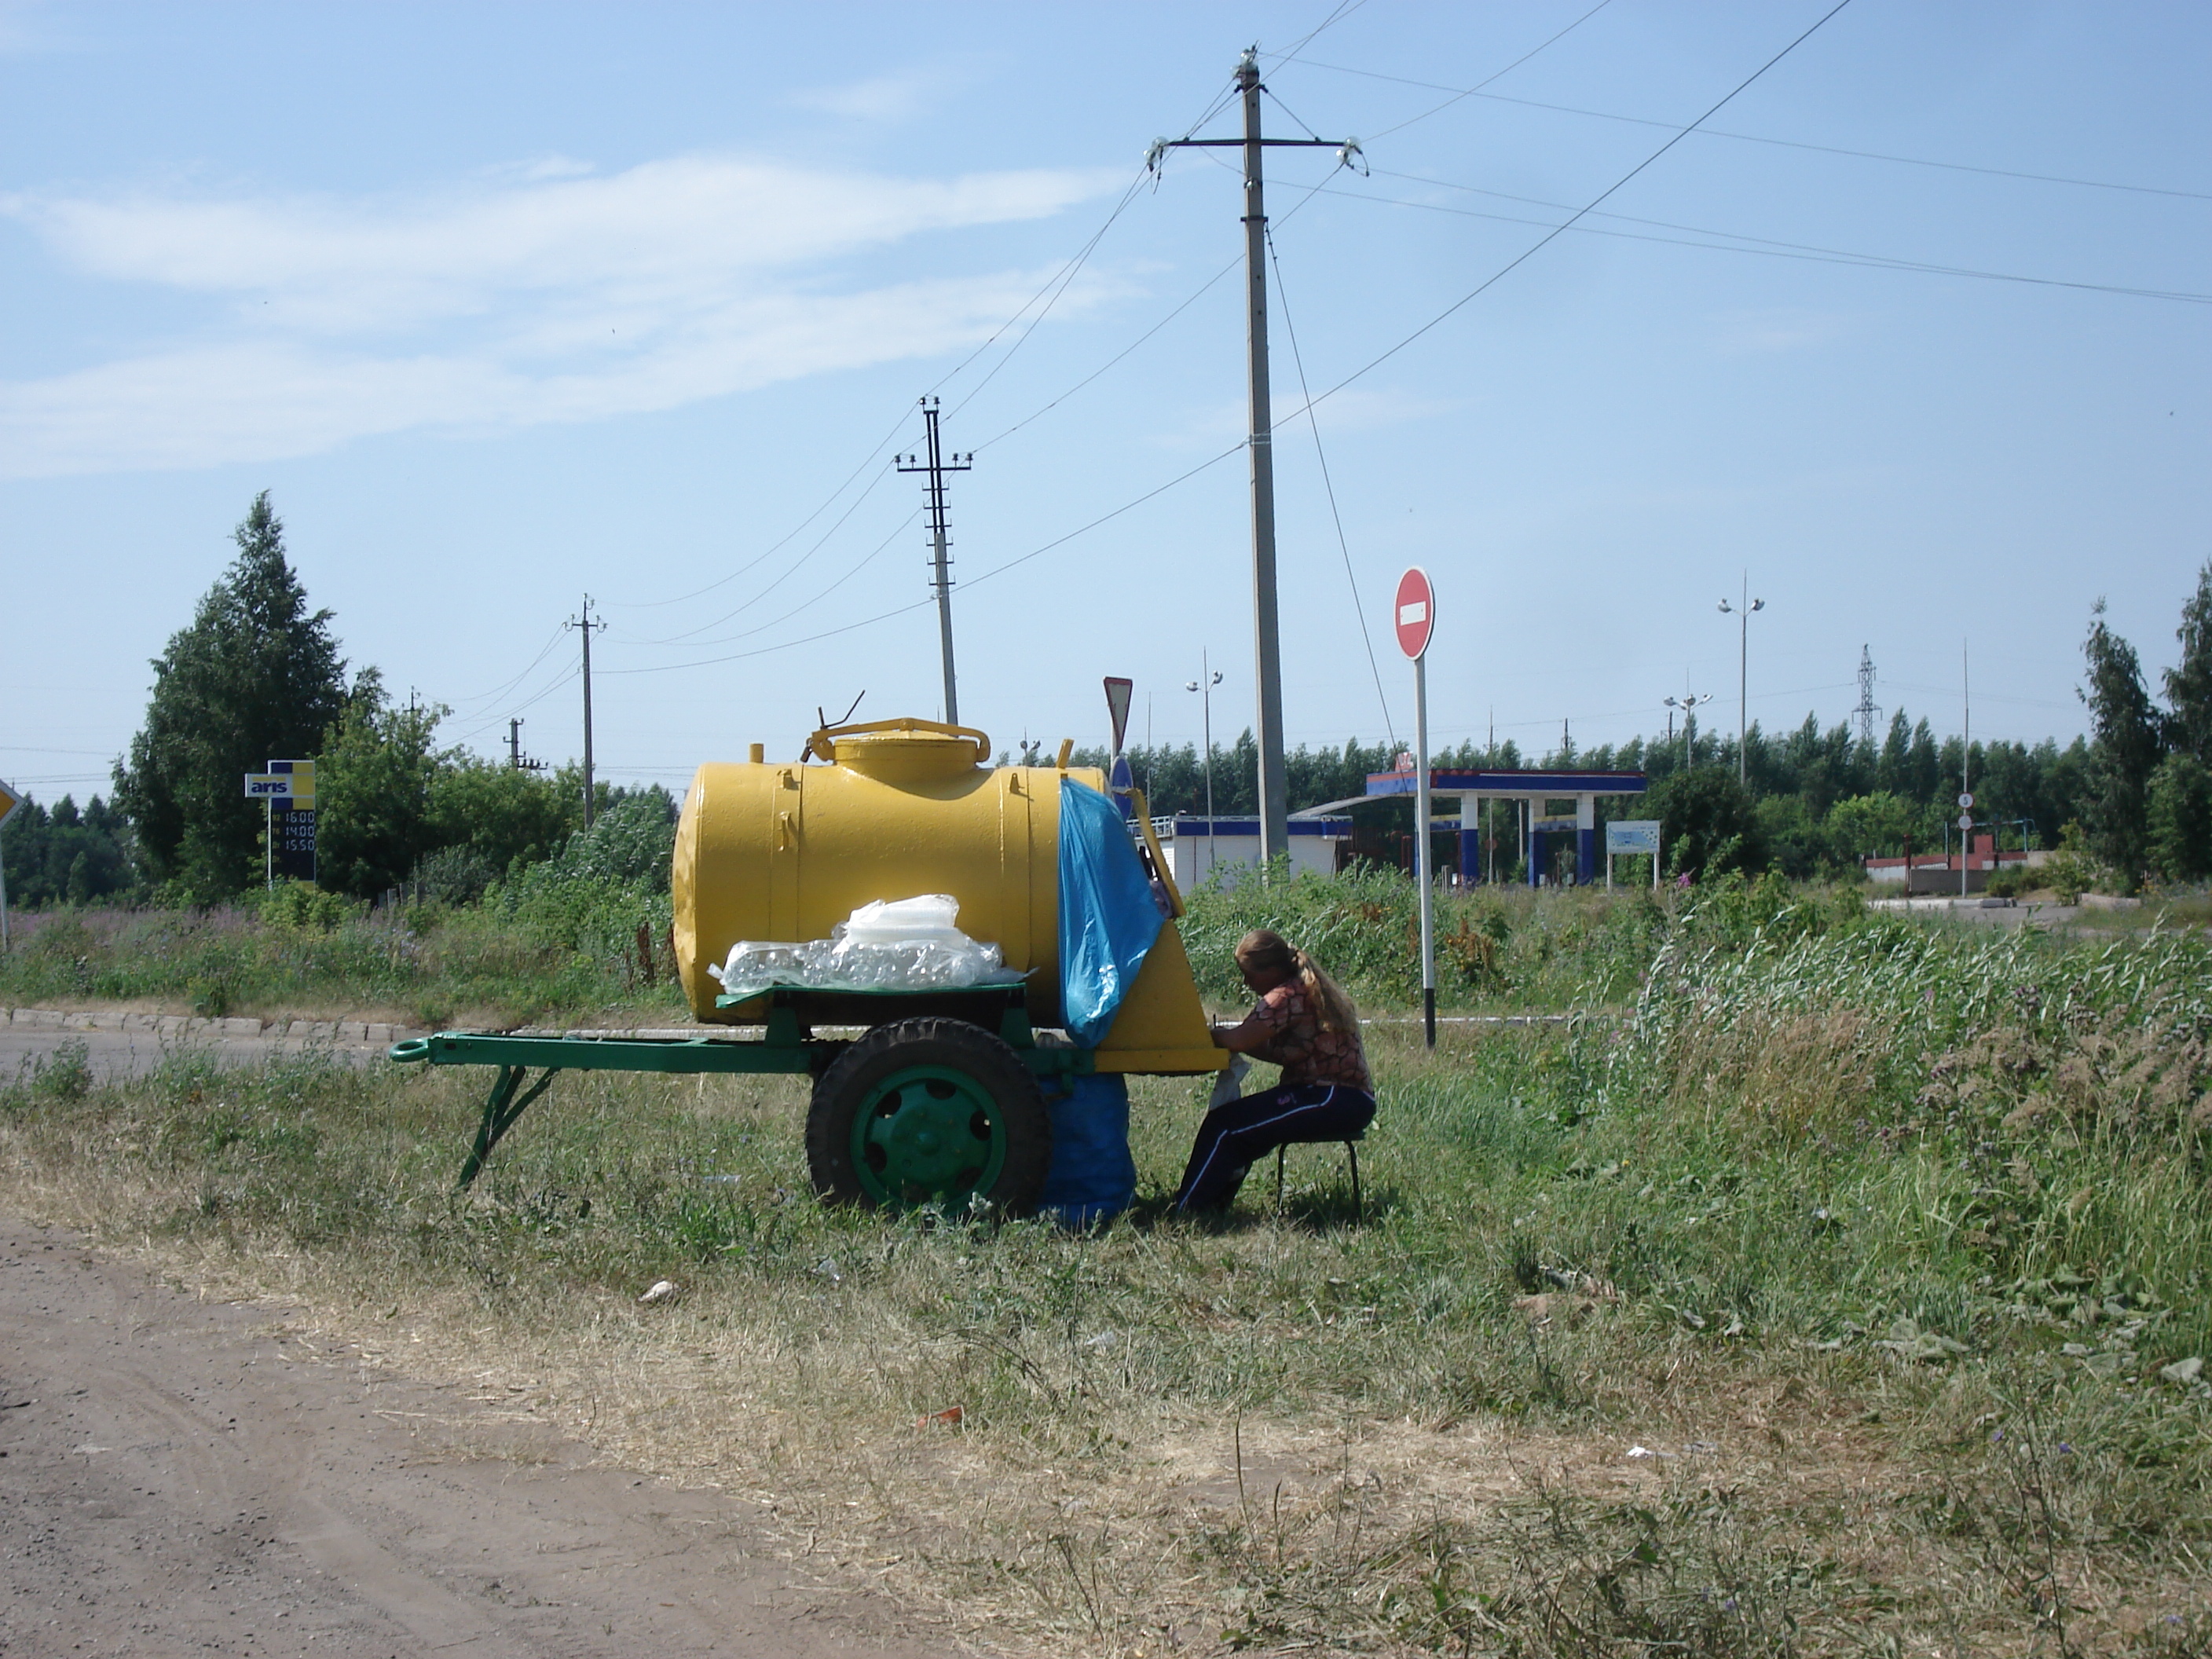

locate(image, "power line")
(625, 509), (919, 653)
(1263, 222), (1397, 750)
(968, 171), (1343, 455)
(971, 251), (1241, 452)
(1362, 0), (1617, 143)
(1258, 0), (1377, 72)
(1311, 168), (2212, 305)
(618, 463), (906, 646)
(1279, 0), (1859, 424)
(438, 622), (568, 710)
(1294, 58), (2212, 204)
(615, 405), (914, 611)
(602, 443), (1246, 678)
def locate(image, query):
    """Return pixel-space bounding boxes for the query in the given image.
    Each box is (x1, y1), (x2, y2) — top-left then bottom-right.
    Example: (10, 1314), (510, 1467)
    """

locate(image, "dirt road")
(0, 1215), (955, 1658)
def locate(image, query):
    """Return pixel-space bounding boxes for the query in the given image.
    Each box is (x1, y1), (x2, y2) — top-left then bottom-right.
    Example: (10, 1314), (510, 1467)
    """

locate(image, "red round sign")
(1393, 566), (1434, 660)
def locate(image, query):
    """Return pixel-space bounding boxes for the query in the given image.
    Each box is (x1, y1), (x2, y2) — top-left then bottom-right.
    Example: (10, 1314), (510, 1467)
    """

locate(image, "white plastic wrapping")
(707, 894), (1020, 1001)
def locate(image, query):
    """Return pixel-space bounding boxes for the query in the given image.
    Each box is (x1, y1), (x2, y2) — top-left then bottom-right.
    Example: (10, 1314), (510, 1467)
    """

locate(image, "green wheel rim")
(850, 1064), (1009, 1209)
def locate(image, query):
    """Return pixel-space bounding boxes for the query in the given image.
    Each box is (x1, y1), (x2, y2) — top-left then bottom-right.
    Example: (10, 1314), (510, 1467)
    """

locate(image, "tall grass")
(3, 873), (2209, 1651)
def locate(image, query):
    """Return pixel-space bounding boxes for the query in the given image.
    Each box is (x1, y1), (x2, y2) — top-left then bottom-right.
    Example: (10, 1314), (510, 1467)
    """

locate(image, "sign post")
(1957, 794), (1975, 898)
(1395, 568), (1436, 1049)
(244, 760), (318, 888)
(1605, 819), (1663, 890)
(0, 777), (24, 954)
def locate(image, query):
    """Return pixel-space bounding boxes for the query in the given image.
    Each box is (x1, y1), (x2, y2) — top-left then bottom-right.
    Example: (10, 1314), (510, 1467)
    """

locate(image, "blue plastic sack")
(1037, 1073), (1137, 1229)
(1058, 778), (1164, 1046)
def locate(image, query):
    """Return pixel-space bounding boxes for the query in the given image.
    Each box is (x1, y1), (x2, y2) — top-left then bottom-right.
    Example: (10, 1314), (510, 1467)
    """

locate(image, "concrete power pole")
(897, 398), (972, 727)
(1150, 50), (1355, 868)
(568, 596), (606, 826)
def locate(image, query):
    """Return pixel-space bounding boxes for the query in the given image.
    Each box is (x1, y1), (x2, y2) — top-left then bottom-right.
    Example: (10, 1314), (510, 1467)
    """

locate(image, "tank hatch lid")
(808, 718), (991, 783)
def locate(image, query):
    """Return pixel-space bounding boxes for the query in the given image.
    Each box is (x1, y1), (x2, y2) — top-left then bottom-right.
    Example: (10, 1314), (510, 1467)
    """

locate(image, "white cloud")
(0, 153), (1124, 476)
(786, 67), (950, 123)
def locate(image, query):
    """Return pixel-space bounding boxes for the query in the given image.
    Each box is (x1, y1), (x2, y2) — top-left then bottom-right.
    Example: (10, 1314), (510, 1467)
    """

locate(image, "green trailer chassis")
(390, 989), (1091, 1189)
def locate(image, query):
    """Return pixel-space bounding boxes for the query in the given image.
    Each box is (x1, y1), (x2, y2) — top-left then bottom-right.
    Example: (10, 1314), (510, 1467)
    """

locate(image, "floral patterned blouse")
(1245, 978), (1372, 1093)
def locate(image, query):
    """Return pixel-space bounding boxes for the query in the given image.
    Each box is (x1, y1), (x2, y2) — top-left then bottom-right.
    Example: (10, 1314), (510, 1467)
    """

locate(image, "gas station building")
(1312, 767), (1650, 886)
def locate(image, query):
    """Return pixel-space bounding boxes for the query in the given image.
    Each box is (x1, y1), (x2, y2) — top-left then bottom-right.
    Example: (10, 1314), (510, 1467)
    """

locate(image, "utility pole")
(1717, 575), (1765, 786)
(567, 596), (606, 826)
(1187, 655), (1223, 879)
(897, 398), (972, 727)
(1854, 645), (1882, 751)
(1961, 641), (1972, 899)
(507, 718), (544, 773)
(1149, 49), (1357, 870)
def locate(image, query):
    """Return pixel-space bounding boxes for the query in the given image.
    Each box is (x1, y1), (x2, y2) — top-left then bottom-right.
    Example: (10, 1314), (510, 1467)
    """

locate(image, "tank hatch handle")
(804, 716), (991, 767)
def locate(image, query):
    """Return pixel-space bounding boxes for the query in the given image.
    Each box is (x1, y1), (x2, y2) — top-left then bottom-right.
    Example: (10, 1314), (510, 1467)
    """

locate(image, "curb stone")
(4, 1007), (418, 1046)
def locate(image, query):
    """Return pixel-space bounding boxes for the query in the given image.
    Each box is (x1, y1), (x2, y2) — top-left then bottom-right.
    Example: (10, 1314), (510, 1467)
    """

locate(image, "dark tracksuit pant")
(1173, 1082), (1376, 1212)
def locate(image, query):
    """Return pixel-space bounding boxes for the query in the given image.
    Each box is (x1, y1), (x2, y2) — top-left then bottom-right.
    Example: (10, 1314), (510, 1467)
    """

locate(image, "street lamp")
(1663, 693), (1714, 767)
(1185, 653), (1223, 880)
(1717, 577), (1766, 786)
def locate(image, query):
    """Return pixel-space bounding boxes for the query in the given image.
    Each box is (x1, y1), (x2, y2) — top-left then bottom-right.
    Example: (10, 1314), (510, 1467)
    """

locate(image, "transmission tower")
(1853, 644), (1882, 749)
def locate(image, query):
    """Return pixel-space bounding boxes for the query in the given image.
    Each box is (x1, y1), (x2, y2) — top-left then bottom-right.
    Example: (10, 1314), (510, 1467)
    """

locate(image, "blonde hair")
(1235, 928), (1360, 1036)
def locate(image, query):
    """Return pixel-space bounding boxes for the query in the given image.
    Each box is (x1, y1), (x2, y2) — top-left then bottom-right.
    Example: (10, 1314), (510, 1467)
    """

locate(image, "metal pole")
(265, 796), (273, 892)
(1238, 51), (1288, 870)
(1, 820), (12, 952)
(1203, 652), (1217, 879)
(1738, 575), (1749, 786)
(1415, 653), (1434, 1048)
(1961, 641), (1971, 899)
(580, 595), (597, 827)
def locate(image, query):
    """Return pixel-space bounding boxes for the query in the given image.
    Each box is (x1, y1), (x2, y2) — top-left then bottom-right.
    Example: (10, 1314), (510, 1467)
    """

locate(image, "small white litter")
(639, 1280), (677, 1305)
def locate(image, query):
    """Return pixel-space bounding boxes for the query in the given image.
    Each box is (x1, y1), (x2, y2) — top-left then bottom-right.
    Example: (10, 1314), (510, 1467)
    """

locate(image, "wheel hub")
(853, 1065), (1005, 1207)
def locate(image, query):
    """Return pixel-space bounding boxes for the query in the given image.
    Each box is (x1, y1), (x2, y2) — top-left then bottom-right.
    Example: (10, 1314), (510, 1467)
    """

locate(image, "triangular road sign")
(1103, 677), (1133, 754)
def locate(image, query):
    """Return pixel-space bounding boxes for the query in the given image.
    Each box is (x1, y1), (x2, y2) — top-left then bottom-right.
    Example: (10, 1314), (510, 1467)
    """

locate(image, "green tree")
(2163, 560), (2212, 764)
(313, 681), (443, 899)
(428, 759), (578, 877)
(113, 493), (350, 899)
(2148, 753), (2212, 882)
(1824, 790), (1920, 862)
(1650, 767), (1765, 881)
(2079, 599), (2166, 885)
(0, 793), (134, 906)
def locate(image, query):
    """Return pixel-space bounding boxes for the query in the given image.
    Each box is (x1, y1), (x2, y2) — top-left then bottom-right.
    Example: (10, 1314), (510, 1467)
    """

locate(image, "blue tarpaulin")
(1037, 1073), (1137, 1229)
(1058, 778), (1163, 1046)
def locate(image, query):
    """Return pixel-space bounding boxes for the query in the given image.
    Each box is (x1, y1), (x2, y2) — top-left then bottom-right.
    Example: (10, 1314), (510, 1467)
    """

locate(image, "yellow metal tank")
(674, 720), (1104, 1027)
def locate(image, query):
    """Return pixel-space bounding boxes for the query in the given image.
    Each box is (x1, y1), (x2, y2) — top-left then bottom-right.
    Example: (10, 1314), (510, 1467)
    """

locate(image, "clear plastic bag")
(707, 894), (1020, 1001)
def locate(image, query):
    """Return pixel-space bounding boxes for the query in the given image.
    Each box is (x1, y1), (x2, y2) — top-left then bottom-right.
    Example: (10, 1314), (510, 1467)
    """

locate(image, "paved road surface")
(0, 1215), (953, 1658)
(2, 1008), (419, 1087)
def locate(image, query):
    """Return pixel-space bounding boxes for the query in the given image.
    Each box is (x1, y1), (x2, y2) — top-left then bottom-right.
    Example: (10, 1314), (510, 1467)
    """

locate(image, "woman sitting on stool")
(1174, 928), (1375, 1214)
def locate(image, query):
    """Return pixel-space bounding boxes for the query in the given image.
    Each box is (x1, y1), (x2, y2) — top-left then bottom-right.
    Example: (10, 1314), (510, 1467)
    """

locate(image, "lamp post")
(1716, 577), (1765, 786)
(1185, 654), (1223, 881)
(1664, 693), (1714, 768)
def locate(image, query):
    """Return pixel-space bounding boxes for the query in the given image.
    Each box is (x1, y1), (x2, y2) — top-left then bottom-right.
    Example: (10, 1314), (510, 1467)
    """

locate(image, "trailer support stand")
(458, 1065), (563, 1190)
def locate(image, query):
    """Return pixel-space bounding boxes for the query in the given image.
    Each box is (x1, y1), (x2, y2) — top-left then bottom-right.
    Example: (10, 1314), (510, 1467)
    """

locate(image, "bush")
(1648, 767), (1765, 881)
(258, 880), (364, 932)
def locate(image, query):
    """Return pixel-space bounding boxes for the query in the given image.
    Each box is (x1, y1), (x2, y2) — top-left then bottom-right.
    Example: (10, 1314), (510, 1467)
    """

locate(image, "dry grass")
(7, 895), (2212, 1655)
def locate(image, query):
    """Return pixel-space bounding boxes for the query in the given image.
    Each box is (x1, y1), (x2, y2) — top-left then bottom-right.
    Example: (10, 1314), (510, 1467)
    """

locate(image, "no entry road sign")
(1394, 567), (1434, 661)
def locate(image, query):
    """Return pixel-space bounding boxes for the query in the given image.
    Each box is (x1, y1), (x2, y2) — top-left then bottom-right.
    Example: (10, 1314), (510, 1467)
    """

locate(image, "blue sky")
(3, 2), (2207, 801)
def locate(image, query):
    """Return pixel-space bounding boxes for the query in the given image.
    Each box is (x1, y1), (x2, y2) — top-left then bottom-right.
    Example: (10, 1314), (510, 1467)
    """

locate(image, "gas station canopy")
(1296, 768), (1650, 887)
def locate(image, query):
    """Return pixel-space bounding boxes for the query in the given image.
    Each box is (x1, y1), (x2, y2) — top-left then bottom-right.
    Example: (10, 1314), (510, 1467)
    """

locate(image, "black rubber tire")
(806, 1017), (1053, 1214)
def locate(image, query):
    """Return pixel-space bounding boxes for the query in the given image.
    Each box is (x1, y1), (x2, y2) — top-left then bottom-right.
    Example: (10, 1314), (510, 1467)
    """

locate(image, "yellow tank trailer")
(395, 718), (1225, 1214)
